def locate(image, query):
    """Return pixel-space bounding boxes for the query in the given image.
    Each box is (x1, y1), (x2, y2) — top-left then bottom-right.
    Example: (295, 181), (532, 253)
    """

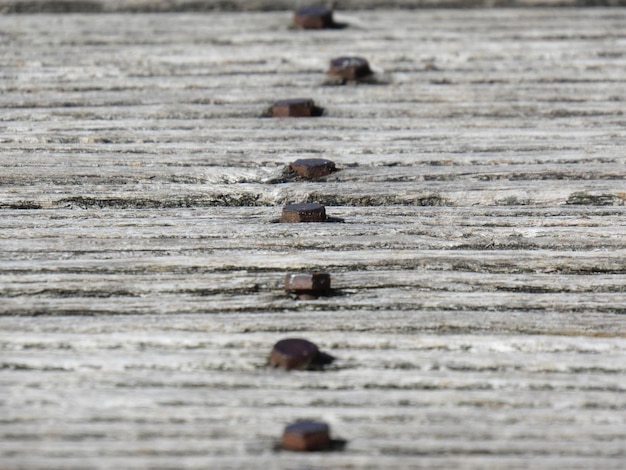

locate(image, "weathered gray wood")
(2, 0), (626, 14)
(1, 7), (625, 469)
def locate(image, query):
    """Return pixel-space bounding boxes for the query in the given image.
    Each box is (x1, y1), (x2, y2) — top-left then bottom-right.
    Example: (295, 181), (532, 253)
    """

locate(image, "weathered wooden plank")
(1, 7), (625, 470)
(2, 204), (626, 319)
(2, 315), (625, 469)
(2, 10), (624, 216)
(2, 0), (626, 14)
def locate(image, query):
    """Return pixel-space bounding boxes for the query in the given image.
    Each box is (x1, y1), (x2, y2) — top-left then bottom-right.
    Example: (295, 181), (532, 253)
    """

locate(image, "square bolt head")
(272, 98), (315, 117)
(285, 272), (331, 294)
(328, 56), (373, 81)
(281, 203), (326, 223)
(289, 158), (336, 179)
(294, 6), (334, 29)
(282, 420), (331, 451)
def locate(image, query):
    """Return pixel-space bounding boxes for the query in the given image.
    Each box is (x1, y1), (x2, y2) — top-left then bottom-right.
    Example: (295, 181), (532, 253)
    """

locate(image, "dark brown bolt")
(281, 203), (326, 223)
(271, 98), (316, 118)
(282, 420), (331, 451)
(285, 272), (331, 295)
(269, 338), (320, 371)
(328, 57), (373, 81)
(289, 158), (336, 179)
(294, 6), (334, 29)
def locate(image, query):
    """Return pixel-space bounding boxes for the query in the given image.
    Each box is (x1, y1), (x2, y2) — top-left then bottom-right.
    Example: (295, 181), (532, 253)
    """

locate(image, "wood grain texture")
(2, 0), (626, 14)
(1, 7), (625, 469)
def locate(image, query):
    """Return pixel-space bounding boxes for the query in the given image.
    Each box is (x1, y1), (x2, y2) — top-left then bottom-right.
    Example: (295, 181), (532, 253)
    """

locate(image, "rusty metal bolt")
(294, 6), (334, 29)
(270, 98), (324, 118)
(285, 272), (331, 296)
(269, 337), (335, 371)
(281, 203), (326, 223)
(282, 420), (331, 451)
(272, 98), (313, 117)
(328, 56), (373, 82)
(289, 158), (336, 179)
(270, 338), (320, 371)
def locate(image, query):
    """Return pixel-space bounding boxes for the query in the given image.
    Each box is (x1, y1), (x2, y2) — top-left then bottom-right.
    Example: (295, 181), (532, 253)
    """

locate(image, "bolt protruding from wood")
(269, 338), (335, 371)
(281, 203), (326, 223)
(282, 420), (331, 451)
(270, 98), (324, 117)
(328, 57), (373, 82)
(269, 338), (320, 371)
(294, 6), (334, 29)
(285, 272), (331, 296)
(289, 158), (336, 179)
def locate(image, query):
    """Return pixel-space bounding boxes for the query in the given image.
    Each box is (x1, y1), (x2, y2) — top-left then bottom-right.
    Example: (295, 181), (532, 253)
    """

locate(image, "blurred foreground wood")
(1, 7), (625, 469)
(2, 0), (626, 13)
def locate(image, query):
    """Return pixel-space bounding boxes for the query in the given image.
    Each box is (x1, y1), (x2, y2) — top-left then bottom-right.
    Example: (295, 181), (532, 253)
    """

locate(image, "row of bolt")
(270, 337), (340, 451)
(279, 4), (371, 226)
(269, 6), (377, 117)
(280, 270), (336, 449)
(251, 5), (361, 452)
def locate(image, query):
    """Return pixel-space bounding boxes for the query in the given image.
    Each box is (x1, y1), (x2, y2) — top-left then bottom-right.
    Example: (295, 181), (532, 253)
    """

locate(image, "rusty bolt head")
(328, 56), (373, 81)
(269, 338), (335, 370)
(282, 420), (331, 451)
(281, 203), (326, 223)
(270, 338), (320, 371)
(289, 158), (336, 179)
(271, 98), (316, 118)
(294, 6), (334, 29)
(285, 272), (331, 295)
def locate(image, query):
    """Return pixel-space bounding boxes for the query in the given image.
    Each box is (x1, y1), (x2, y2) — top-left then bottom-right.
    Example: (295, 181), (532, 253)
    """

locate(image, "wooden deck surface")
(1, 5), (625, 469)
